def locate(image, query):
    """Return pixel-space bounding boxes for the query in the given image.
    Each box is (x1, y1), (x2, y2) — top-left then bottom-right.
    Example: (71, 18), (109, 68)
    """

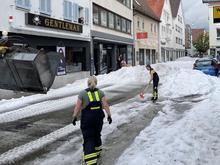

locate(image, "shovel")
(139, 84), (149, 100)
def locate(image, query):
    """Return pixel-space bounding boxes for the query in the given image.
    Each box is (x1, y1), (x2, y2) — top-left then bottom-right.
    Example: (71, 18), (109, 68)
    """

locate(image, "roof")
(192, 29), (205, 42)
(170, 0), (181, 18)
(146, 0), (165, 18)
(133, 0), (160, 21)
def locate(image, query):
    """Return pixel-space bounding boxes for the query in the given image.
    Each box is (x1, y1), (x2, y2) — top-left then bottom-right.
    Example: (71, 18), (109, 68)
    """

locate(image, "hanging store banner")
(213, 6), (220, 23)
(25, 13), (83, 33)
(56, 47), (66, 76)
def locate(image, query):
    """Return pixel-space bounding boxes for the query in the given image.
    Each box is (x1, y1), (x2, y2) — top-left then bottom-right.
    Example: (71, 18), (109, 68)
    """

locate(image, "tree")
(193, 32), (209, 56)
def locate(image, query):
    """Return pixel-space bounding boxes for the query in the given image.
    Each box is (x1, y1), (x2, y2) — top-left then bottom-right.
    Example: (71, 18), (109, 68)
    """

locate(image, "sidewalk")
(0, 71), (90, 100)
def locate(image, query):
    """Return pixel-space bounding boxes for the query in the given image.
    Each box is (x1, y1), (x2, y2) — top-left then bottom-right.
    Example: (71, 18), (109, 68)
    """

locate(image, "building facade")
(170, 0), (185, 61)
(92, 0), (133, 74)
(0, 0), (91, 73)
(185, 24), (193, 56)
(147, 0), (186, 62)
(203, 0), (220, 59)
(133, 0), (160, 65)
(159, 0), (173, 62)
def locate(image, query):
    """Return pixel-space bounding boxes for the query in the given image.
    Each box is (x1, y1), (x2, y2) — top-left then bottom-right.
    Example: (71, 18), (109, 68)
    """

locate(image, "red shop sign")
(136, 32), (148, 39)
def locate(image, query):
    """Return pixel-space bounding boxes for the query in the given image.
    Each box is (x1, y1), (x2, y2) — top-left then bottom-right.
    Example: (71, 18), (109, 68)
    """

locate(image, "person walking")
(117, 54), (123, 69)
(72, 76), (112, 165)
(146, 65), (159, 102)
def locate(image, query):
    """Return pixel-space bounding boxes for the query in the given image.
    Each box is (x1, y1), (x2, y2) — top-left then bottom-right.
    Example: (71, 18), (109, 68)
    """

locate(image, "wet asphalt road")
(0, 84), (145, 156)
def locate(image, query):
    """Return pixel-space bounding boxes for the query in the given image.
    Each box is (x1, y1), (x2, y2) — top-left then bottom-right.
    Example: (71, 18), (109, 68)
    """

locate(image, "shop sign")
(56, 47), (66, 76)
(136, 32), (148, 39)
(213, 6), (220, 23)
(25, 13), (83, 33)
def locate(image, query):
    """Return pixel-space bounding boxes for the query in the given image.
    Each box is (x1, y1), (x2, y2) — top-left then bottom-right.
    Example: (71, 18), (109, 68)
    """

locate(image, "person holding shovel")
(140, 65), (159, 102)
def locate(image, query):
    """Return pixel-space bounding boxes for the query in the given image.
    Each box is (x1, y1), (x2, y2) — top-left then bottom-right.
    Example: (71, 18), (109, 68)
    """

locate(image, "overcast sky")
(182, 0), (209, 29)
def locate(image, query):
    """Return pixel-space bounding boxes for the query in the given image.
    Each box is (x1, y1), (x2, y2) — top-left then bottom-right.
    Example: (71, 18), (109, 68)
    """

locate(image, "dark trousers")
(153, 77), (159, 99)
(81, 117), (103, 165)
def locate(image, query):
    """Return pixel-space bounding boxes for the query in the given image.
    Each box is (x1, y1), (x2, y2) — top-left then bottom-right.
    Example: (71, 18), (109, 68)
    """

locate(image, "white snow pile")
(116, 58), (220, 165)
(117, 93), (220, 165)
(160, 69), (214, 98)
(0, 65), (147, 114)
(152, 59), (217, 99)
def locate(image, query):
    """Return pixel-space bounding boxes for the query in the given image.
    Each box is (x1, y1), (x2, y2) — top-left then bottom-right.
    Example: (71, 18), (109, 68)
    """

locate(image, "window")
(126, 0), (131, 8)
(217, 29), (220, 39)
(108, 12), (115, 29)
(142, 21), (144, 29)
(154, 24), (156, 33)
(151, 23), (153, 32)
(92, 4), (131, 34)
(85, 8), (90, 25)
(63, 1), (72, 21)
(167, 14), (169, 22)
(117, 0), (131, 8)
(122, 18), (127, 32)
(137, 18), (140, 28)
(16, 0), (30, 9)
(100, 9), (107, 27)
(93, 5), (99, 24)
(40, 0), (51, 15)
(162, 26), (164, 32)
(178, 15), (182, 23)
(116, 15), (121, 30)
(73, 3), (79, 22)
(127, 20), (131, 33)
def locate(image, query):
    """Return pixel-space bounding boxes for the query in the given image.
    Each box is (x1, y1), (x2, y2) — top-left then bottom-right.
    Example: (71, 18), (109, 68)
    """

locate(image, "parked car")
(193, 58), (219, 76)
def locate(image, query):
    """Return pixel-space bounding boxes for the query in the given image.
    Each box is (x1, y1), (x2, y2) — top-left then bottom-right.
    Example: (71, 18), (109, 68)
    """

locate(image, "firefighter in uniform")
(72, 76), (112, 165)
(146, 65), (159, 102)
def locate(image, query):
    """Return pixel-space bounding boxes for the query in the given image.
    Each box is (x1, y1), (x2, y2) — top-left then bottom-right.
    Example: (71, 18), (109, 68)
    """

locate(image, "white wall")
(134, 13), (159, 64)
(208, 2), (220, 48)
(92, 0), (133, 40)
(0, 0), (91, 41)
(172, 1), (185, 50)
(160, 0), (173, 48)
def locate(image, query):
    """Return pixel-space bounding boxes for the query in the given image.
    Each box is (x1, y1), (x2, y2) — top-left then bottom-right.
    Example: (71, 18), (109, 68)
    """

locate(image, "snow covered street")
(0, 57), (220, 165)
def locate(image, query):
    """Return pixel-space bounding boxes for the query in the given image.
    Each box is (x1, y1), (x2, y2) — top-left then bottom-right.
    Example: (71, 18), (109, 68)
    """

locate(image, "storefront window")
(116, 15), (121, 31)
(100, 49), (108, 73)
(100, 9), (107, 27)
(108, 12), (115, 29)
(122, 18), (126, 32)
(93, 5), (99, 24)
(127, 45), (133, 65)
